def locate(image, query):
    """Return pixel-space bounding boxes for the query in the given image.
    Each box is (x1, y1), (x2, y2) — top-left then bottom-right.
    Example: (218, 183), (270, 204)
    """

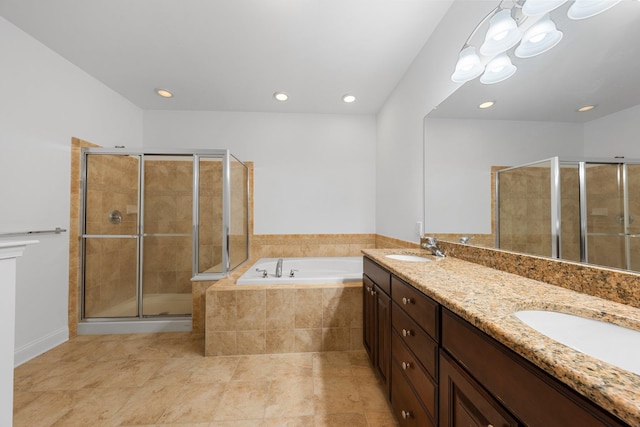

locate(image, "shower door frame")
(79, 148), (249, 321)
(496, 157), (640, 272)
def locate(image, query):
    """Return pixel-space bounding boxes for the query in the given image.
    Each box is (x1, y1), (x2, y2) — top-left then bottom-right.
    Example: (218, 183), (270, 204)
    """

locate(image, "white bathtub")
(236, 256), (363, 285)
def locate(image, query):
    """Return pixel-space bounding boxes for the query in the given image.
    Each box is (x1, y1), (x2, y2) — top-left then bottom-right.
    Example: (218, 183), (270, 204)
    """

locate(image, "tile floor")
(13, 332), (398, 426)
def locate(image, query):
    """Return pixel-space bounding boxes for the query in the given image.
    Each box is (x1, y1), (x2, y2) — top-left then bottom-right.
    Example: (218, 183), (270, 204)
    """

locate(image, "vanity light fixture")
(273, 92), (289, 102)
(515, 14), (563, 58)
(155, 88), (173, 98)
(568, 0), (622, 20)
(481, 53), (517, 84)
(342, 94), (357, 103)
(522, 0), (568, 16)
(577, 104), (596, 112)
(479, 9), (522, 57)
(451, 0), (624, 85)
(479, 100), (496, 109)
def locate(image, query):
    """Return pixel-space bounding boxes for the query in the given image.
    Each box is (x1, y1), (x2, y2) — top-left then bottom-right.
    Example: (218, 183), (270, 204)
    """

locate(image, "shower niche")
(80, 148), (249, 320)
(496, 157), (640, 272)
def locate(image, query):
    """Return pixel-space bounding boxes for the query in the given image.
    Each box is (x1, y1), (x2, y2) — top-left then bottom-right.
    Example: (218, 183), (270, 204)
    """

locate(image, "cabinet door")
(363, 275), (376, 362)
(376, 284), (391, 398)
(440, 350), (520, 427)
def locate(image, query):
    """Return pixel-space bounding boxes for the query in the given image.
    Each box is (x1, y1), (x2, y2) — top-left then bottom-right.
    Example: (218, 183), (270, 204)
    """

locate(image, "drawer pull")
(401, 361), (411, 370)
(402, 297), (413, 305)
(370, 289), (376, 296)
(402, 328), (413, 337)
(401, 410), (412, 419)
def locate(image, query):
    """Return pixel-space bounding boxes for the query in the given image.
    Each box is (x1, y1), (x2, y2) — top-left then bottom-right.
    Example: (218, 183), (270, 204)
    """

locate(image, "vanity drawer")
(392, 331), (437, 420)
(364, 257), (391, 295)
(392, 302), (438, 377)
(392, 276), (439, 340)
(392, 361), (435, 427)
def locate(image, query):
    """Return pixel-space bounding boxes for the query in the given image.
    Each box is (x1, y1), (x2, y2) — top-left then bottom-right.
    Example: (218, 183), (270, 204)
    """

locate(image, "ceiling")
(0, 0), (453, 114)
(428, 1), (640, 123)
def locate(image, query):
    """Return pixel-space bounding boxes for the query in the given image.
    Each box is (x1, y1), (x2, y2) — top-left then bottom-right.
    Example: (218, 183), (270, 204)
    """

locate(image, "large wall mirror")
(423, 0), (640, 272)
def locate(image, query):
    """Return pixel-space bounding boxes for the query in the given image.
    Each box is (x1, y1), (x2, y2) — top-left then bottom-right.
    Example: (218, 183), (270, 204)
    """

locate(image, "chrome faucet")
(275, 258), (283, 277)
(421, 237), (446, 257)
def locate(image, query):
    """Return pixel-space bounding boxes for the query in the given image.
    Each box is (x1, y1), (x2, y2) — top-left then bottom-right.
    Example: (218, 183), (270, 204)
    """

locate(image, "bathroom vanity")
(362, 249), (640, 427)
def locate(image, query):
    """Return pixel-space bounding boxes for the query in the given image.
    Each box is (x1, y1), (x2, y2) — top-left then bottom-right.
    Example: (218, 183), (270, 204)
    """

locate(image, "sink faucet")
(275, 258), (283, 277)
(421, 237), (446, 257)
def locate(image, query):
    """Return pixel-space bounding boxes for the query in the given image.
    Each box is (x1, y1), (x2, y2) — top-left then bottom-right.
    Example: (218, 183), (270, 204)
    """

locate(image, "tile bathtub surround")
(13, 332), (397, 426)
(439, 240), (640, 310)
(363, 248), (640, 426)
(251, 233), (377, 258)
(206, 282), (363, 356)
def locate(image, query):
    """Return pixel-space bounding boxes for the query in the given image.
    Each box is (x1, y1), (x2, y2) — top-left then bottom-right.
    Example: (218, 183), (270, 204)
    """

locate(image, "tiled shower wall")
(83, 154), (139, 316)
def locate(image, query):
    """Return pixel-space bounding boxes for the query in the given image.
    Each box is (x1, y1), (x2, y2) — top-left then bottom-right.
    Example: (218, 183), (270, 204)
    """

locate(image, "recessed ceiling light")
(273, 92), (289, 102)
(342, 94), (356, 103)
(577, 104), (596, 112)
(155, 88), (173, 98)
(478, 101), (495, 109)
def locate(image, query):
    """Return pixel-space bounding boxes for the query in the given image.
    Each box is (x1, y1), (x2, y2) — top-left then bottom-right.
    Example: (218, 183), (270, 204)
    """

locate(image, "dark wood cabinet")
(391, 275), (440, 425)
(440, 350), (519, 427)
(362, 257), (629, 427)
(441, 308), (629, 427)
(363, 257), (392, 398)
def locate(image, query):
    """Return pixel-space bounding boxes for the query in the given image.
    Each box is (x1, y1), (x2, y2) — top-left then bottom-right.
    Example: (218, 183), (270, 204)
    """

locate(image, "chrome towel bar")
(0, 227), (67, 237)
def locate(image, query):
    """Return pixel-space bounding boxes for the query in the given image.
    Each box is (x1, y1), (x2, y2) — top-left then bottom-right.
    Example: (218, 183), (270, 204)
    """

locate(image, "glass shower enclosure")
(496, 157), (640, 272)
(80, 148), (249, 320)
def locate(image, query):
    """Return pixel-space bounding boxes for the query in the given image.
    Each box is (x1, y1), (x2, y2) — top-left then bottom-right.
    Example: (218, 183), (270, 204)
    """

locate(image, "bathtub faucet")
(275, 258), (283, 277)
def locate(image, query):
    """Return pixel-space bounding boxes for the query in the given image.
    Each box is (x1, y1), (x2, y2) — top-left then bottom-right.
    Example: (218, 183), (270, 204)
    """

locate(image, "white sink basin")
(384, 254), (430, 262)
(514, 310), (640, 375)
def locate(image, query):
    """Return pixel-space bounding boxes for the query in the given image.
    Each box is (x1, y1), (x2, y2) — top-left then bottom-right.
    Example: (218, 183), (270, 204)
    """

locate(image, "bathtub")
(236, 256), (363, 285)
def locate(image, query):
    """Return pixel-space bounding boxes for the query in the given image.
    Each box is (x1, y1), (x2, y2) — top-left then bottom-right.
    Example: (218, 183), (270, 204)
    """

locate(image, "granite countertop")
(362, 248), (640, 427)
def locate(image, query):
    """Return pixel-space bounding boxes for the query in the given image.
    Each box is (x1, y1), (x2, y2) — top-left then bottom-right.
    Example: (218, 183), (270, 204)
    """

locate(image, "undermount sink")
(385, 254), (430, 262)
(514, 310), (640, 375)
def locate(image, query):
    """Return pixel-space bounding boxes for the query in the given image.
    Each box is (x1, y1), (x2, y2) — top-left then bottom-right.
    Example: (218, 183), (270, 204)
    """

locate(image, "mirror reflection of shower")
(80, 148), (249, 320)
(496, 157), (640, 272)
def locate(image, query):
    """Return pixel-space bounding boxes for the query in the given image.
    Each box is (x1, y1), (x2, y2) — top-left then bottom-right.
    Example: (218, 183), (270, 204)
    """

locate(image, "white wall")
(424, 118), (584, 233)
(583, 104), (640, 159)
(143, 111), (377, 234)
(375, 0), (463, 243)
(0, 17), (143, 364)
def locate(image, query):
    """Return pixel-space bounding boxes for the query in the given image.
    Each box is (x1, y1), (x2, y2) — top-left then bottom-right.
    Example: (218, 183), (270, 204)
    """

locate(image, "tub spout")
(275, 258), (283, 277)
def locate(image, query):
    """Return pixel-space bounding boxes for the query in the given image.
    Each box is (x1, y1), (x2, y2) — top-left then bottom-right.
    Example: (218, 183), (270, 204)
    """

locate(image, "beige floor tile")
(314, 375), (363, 415)
(312, 351), (353, 378)
(314, 412), (368, 427)
(263, 415), (314, 426)
(213, 380), (270, 421)
(114, 382), (185, 425)
(269, 352), (313, 378)
(157, 382), (226, 423)
(189, 356), (240, 384)
(264, 376), (315, 418)
(365, 411), (401, 427)
(13, 333), (396, 427)
(49, 387), (136, 426)
(12, 391), (74, 427)
(210, 420), (265, 427)
(230, 355), (274, 381)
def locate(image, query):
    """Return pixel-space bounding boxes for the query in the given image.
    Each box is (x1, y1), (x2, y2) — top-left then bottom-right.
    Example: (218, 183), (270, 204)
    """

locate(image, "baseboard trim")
(14, 327), (69, 367)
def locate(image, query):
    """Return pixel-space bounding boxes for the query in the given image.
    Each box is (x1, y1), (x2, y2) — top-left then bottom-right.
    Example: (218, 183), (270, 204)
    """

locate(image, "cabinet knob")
(402, 297), (413, 305)
(370, 289), (376, 296)
(402, 328), (413, 337)
(366, 286), (371, 292)
(402, 361), (411, 370)
(401, 410), (412, 419)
